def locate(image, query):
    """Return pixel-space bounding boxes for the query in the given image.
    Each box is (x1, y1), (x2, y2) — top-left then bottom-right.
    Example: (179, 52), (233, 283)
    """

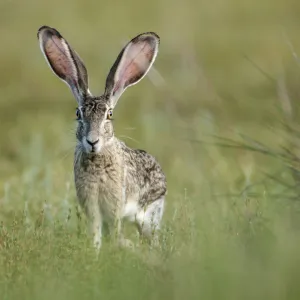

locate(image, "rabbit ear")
(105, 32), (160, 107)
(37, 26), (90, 105)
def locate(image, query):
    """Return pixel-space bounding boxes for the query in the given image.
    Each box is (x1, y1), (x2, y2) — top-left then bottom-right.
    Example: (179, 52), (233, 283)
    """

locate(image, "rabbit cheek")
(76, 123), (85, 145)
(103, 121), (114, 143)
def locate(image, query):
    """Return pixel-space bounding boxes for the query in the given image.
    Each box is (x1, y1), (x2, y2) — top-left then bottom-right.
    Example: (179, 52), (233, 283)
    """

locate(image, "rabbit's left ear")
(37, 26), (89, 105)
(104, 32), (160, 107)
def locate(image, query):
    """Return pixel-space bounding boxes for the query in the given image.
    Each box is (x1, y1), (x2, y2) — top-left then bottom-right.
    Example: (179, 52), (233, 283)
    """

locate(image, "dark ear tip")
(37, 26), (62, 39)
(37, 25), (50, 38)
(148, 32), (160, 41)
(133, 32), (160, 45)
(38, 25), (51, 32)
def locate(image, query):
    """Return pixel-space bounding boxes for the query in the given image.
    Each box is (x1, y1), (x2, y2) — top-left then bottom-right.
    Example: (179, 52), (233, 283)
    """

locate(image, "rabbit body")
(38, 26), (167, 250)
(74, 135), (166, 226)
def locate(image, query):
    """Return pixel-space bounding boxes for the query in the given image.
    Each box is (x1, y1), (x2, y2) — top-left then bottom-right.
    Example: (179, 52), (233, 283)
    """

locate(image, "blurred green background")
(1, 0), (300, 299)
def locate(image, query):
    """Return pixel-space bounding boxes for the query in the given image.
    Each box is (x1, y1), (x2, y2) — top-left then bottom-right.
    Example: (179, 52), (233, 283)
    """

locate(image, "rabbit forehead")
(80, 98), (109, 117)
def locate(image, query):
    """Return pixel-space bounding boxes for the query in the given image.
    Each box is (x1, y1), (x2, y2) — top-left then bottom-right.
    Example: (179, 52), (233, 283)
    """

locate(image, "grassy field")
(1, 0), (300, 299)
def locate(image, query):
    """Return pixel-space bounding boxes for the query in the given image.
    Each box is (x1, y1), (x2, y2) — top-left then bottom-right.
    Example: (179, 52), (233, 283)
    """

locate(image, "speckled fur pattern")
(74, 133), (167, 248)
(75, 137), (167, 210)
(37, 26), (167, 251)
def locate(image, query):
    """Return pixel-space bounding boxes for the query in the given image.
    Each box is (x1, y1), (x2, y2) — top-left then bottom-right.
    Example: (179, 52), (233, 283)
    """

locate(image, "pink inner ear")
(113, 39), (156, 94)
(43, 35), (77, 84)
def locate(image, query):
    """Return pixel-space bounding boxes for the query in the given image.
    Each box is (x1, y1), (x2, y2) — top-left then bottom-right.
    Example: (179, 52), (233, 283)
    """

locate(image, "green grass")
(1, 0), (300, 299)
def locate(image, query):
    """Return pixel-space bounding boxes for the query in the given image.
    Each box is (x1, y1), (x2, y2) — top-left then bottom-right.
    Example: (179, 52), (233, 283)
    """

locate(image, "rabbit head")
(37, 26), (160, 154)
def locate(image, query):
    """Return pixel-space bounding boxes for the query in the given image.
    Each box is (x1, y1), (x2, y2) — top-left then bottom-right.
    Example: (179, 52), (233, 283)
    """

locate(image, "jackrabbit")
(37, 26), (167, 250)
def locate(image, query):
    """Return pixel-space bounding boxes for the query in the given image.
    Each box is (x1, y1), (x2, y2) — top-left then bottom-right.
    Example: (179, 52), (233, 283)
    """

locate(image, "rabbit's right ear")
(104, 32), (160, 108)
(37, 26), (89, 105)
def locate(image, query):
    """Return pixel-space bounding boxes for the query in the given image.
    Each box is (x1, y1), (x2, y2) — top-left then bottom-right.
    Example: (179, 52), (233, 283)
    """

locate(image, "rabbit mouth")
(85, 146), (101, 154)
(83, 138), (102, 154)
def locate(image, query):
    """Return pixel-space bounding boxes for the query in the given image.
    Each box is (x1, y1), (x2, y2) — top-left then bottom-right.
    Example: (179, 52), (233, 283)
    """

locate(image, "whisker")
(123, 127), (137, 131)
(57, 144), (76, 163)
(118, 135), (140, 145)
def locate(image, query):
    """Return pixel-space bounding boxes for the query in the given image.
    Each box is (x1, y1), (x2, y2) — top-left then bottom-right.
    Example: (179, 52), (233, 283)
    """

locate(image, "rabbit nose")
(86, 138), (99, 147)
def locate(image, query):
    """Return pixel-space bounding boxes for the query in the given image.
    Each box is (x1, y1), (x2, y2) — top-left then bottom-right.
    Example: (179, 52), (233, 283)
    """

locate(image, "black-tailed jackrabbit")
(37, 26), (167, 250)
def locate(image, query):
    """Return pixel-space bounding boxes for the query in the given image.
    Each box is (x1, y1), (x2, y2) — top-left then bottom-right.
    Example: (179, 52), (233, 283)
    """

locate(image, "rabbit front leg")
(114, 218), (134, 249)
(84, 198), (103, 251)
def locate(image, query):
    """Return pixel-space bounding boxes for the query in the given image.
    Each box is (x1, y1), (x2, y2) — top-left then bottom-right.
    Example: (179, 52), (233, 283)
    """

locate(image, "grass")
(1, 0), (300, 299)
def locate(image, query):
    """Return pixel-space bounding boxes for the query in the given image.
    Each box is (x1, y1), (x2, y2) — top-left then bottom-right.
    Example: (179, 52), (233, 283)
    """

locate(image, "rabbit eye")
(76, 108), (81, 120)
(107, 109), (113, 120)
